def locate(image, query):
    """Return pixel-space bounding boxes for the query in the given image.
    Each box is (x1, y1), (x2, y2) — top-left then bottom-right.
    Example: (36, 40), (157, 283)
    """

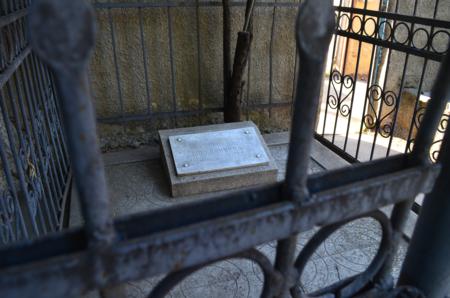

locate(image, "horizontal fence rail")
(334, 6), (450, 61)
(1, 0), (450, 297)
(0, 1), (71, 246)
(0, 157), (442, 297)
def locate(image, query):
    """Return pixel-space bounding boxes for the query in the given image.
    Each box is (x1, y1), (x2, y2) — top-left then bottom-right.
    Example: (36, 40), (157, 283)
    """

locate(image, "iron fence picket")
(0, 3), (71, 245)
(0, 0), (449, 296)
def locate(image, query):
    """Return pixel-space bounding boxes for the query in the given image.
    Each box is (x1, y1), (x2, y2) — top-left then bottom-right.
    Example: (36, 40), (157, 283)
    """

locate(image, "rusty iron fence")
(0, 0), (71, 246)
(0, 0), (449, 297)
(316, 0), (450, 165)
(88, 0), (449, 217)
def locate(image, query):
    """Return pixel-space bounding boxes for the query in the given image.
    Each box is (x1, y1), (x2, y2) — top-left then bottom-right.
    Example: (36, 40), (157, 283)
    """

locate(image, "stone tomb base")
(159, 121), (278, 197)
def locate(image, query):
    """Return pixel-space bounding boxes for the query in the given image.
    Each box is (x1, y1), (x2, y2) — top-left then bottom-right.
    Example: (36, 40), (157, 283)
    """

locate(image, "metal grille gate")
(317, 0), (450, 164)
(0, 0), (449, 297)
(0, 0), (71, 246)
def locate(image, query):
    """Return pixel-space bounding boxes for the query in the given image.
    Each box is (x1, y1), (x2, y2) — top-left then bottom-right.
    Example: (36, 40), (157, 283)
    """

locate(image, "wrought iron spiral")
(363, 85), (397, 138)
(335, 11), (450, 56)
(290, 211), (392, 298)
(147, 249), (283, 298)
(411, 109), (448, 162)
(328, 70), (354, 117)
(0, 189), (16, 244)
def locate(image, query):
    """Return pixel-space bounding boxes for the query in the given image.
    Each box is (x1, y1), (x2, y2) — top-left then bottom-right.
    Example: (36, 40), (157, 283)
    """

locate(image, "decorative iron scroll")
(432, 113), (449, 160)
(148, 249), (283, 298)
(0, 1), (71, 245)
(363, 85), (398, 138)
(328, 70), (354, 118)
(145, 211), (393, 298)
(0, 188), (17, 244)
(0, 0), (448, 297)
(291, 211), (391, 297)
(18, 140), (44, 220)
(409, 108), (449, 162)
(335, 7), (450, 61)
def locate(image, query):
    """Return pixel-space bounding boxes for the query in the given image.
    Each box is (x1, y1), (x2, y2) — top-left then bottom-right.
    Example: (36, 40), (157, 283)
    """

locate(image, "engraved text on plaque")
(169, 127), (270, 176)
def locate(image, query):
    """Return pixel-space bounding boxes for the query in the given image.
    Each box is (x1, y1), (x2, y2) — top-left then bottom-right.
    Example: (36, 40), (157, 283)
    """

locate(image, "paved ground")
(71, 133), (413, 298)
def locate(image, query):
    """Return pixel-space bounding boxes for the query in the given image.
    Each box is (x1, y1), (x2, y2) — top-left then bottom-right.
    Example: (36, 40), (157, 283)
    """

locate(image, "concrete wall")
(88, 0), (449, 151)
(382, 0), (450, 139)
(385, 0), (450, 93)
(89, 0), (299, 150)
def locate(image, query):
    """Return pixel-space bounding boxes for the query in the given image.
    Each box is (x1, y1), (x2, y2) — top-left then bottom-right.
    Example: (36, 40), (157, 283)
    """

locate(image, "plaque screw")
(183, 163), (189, 167)
(177, 138), (182, 142)
(244, 130), (250, 134)
(256, 154), (262, 158)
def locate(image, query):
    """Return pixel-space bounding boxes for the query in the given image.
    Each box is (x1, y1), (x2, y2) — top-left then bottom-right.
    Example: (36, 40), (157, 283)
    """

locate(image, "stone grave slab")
(159, 121), (278, 197)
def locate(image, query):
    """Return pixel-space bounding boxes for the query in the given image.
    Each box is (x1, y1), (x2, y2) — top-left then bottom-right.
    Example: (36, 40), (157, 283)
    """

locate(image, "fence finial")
(284, 0), (335, 203)
(29, 0), (96, 75)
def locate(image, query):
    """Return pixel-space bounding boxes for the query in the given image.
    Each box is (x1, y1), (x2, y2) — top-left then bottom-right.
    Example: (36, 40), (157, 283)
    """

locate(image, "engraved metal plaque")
(169, 127), (270, 176)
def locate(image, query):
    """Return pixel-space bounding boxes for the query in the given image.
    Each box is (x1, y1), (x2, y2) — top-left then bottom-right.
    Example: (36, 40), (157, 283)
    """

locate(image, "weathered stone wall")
(383, 0), (450, 139)
(385, 0), (450, 93)
(88, 0), (449, 151)
(89, 0), (299, 150)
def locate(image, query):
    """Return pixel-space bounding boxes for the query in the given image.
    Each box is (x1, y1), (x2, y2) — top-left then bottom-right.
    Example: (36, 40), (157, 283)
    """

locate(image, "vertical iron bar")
(367, 0), (400, 160)
(29, 1), (127, 295)
(398, 49), (450, 296)
(29, 0), (116, 247)
(321, 24), (339, 136)
(322, 0), (342, 137)
(398, 98), (450, 297)
(291, 47), (298, 119)
(4, 11), (59, 230)
(355, 7), (384, 159)
(411, 49), (450, 164)
(41, 61), (70, 170)
(138, 7), (152, 118)
(376, 1), (432, 282)
(14, 65), (62, 224)
(385, 0), (420, 157)
(195, 0), (203, 123)
(276, 1), (334, 297)
(30, 53), (70, 219)
(167, 4), (177, 126)
(379, 44), (450, 285)
(27, 55), (64, 198)
(404, 62), (429, 153)
(7, 75), (59, 230)
(0, 26), (4, 70)
(21, 55), (63, 202)
(0, 90), (41, 236)
(222, 0), (231, 121)
(284, 2), (334, 198)
(330, 2), (352, 145)
(107, 7), (124, 121)
(245, 22), (253, 121)
(32, 53), (68, 177)
(342, 0), (370, 152)
(268, 0), (276, 119)
(0, 134), (28, 242)
(404, 0), (440, 154)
